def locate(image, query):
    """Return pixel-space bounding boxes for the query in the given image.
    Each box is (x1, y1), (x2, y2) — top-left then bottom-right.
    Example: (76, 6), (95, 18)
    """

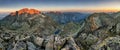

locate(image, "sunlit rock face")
(11, 8), (40, 16)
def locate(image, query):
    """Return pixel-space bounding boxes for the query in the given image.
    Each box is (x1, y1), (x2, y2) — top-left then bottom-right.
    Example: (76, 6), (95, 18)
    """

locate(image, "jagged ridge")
(11, 8), (40, 16)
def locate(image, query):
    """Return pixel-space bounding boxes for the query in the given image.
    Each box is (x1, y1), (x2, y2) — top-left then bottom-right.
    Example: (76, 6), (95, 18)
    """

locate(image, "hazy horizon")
(0, 0), (120, 13)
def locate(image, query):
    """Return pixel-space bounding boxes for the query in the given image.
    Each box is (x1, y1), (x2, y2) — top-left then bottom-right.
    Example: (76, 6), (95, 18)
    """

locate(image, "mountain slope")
(0, 8), (59, 36)
(75, 12), (120, 50)
(45, 12), (89, 24)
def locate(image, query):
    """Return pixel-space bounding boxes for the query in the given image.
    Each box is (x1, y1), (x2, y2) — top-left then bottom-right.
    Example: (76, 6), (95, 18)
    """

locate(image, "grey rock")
(0, 32), (13, 40)
(54, 35), (66, 50)
(61, 37), (80, 50)
(68, 37), (80, 50)
(34, 37), (44, 46)
(0, 38), (3, 42)
(0, 43), (5, 50)
(12, 41), (27, 50)
(45, 35), (54, 50)
(90, 36), (120, 50)
(116, 23), (120, 34)
(7, 42), (15, 50)
(61, 45), (70, 50)
(15, 35), (30, 41)
(27, 41), (36, 50)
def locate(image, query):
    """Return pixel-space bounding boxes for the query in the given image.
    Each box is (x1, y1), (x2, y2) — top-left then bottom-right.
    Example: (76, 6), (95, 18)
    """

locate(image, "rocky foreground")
(0, 8), (120, 50)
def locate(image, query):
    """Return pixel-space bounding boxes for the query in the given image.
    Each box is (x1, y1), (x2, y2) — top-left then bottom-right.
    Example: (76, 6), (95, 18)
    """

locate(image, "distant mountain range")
(0, 8), (90, 24)
(0, 12), (9, 19)
(45, 12), (90, 24)
(0, 8), (120, 50)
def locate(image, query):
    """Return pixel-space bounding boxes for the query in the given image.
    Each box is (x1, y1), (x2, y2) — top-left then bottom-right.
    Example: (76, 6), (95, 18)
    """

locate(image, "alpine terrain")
(0, 8), (120, 50)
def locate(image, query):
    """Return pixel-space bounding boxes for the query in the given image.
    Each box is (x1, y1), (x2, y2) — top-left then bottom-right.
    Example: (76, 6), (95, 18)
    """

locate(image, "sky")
(0, 0), (120, 13)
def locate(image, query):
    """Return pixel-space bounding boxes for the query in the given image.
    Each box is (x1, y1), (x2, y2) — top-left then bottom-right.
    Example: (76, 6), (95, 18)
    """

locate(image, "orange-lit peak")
(11, 8), (40, 16)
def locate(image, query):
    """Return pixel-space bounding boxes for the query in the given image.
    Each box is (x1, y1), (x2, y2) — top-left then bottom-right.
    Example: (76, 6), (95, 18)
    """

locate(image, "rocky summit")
(11, 8), (40, 16)
(0, 8), (120, 50)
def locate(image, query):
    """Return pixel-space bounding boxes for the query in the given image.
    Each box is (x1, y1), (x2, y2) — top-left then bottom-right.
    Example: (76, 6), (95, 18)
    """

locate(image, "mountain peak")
(11, 8), (40, 16)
